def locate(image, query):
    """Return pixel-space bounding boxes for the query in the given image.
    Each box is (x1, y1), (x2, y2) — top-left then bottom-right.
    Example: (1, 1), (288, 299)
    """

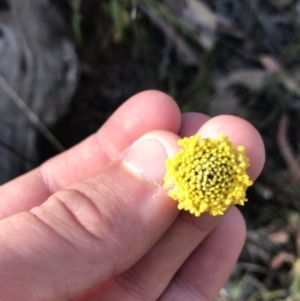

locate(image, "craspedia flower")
(163, 134), (253, 217)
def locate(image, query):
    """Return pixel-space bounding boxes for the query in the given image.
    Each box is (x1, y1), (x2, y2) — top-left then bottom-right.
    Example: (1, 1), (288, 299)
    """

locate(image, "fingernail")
(122, 136), (173, 185)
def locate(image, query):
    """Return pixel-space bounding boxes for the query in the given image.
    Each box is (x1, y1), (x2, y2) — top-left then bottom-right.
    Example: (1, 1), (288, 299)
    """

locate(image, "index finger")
(0, 90), (181, 219)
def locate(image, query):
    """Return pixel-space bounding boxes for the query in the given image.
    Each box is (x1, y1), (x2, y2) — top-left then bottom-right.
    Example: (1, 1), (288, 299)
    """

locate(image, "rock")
(0, 0), (78, 183)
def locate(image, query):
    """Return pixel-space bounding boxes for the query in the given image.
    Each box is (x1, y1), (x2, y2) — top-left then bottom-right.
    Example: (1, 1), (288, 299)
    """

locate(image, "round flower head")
(163, 134), (253, 217)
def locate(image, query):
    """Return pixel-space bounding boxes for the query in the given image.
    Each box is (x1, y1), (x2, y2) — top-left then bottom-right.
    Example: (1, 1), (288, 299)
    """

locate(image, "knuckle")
(59, 178), (128, 244)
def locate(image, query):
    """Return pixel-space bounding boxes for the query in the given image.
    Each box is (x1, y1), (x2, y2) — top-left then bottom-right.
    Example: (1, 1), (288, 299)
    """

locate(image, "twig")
(0, 74), (64, 152)
(277, 114), (300, 179)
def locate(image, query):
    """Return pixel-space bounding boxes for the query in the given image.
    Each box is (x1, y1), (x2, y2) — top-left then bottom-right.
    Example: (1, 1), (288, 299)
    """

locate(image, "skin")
(0, 90), (265, 301)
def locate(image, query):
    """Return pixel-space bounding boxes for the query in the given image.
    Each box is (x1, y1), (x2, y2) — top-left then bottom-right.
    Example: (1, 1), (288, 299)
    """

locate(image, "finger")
(159, 207), (246, 301)
(0, 90), (181, 219)
(0, 131), (181, 301)
(74, 115), (264, 301)
(178, 112), (210, 137)
(198, 115), (265, 179)
(79, 212), (224, 301)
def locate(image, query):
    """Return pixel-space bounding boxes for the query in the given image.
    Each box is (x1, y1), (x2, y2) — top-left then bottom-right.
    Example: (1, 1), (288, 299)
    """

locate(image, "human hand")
(0, 91), (265, 301)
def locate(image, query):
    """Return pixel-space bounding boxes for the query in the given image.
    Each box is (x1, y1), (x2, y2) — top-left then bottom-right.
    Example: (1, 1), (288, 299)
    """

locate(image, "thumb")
(0, 131), (179, 301)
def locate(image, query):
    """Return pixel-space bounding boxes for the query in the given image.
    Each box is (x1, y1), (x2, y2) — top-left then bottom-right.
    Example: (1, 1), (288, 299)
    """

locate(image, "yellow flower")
(163, 134), (253, 217)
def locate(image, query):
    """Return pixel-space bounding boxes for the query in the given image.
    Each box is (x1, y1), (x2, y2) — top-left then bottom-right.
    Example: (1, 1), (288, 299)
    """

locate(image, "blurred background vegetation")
(44, 0), (300, 300)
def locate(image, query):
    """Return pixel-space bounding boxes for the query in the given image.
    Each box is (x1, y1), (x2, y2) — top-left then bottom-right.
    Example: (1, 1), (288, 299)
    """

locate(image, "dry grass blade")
(165, 0), (217, 49)
(277, 114), (300, 180)
(0, 74), (64, 152)
(215, 70), (269, 91)
(0, 138), (36, 165)
(139, 3), (199, 66)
